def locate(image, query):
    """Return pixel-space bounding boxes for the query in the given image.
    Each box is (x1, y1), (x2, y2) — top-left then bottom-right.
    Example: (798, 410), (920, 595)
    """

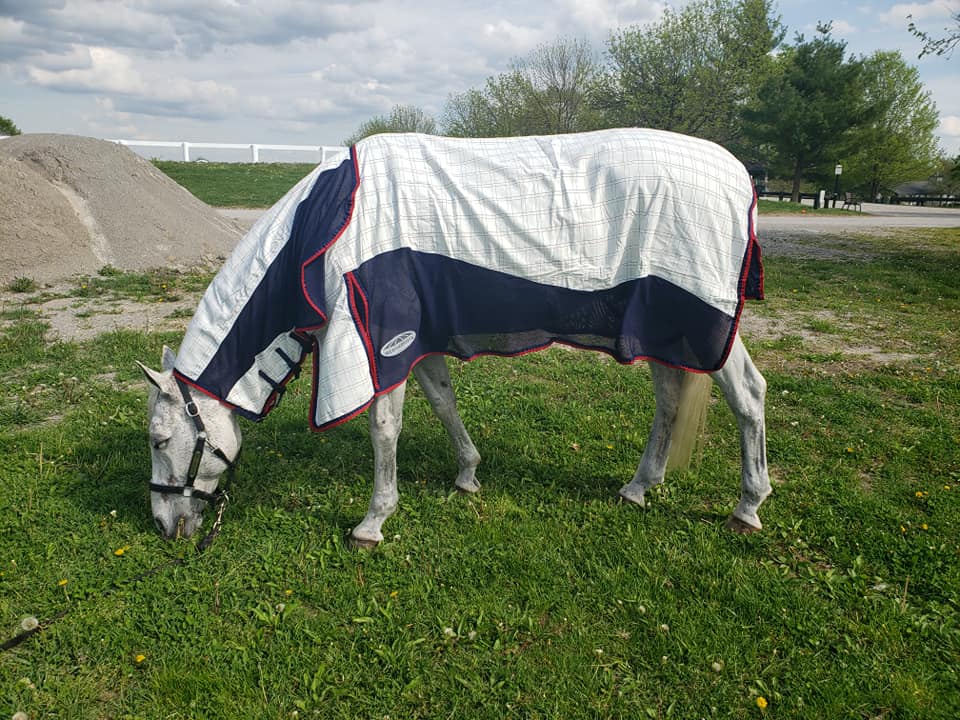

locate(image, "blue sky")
(1, 1), (957, 158)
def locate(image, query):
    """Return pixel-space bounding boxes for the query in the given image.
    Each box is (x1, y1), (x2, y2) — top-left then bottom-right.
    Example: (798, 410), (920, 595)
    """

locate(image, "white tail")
(665, 372), (712, 472)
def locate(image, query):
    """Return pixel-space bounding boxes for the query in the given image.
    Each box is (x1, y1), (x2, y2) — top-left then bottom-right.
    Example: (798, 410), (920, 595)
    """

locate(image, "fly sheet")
(174, 129), (763, 430)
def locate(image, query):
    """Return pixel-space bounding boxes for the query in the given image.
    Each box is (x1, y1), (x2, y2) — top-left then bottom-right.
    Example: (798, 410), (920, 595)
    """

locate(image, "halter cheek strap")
(149, 378), (238, 506)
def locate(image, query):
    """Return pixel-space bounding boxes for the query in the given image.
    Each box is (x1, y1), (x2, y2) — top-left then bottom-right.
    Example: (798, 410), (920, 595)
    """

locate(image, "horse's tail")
(666, 372), (712, 472)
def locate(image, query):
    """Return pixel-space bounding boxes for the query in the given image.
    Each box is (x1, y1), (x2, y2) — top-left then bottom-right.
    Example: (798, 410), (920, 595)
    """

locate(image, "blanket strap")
(257, 346), (303, 408)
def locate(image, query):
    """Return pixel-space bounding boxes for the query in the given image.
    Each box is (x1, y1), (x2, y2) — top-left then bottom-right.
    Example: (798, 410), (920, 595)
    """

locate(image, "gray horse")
(139, 129), (771, 546)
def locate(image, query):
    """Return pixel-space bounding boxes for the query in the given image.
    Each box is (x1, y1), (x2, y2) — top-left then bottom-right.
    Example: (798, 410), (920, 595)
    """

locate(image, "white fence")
(0, 134), (344, 163)
(109, 139), (344, 163)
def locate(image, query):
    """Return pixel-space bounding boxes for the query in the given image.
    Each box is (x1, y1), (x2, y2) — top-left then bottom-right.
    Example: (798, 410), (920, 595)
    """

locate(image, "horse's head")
(137, 346), (241, 540)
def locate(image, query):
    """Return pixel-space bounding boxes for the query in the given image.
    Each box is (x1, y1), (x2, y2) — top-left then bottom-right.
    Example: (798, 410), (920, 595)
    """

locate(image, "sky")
(1, 0), (958, 162)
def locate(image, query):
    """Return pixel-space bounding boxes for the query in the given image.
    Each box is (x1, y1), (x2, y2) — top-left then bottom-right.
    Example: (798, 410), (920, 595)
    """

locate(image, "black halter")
(149, 377), (238, 507)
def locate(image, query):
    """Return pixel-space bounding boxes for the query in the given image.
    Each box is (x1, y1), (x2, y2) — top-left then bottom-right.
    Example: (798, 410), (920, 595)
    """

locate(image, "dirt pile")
(0, 134), (244, 284)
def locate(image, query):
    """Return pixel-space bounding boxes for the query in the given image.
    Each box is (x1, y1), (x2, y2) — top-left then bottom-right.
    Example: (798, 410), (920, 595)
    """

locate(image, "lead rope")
(0, 504), (232, 653)
(1, 505), (230, 653)
(3, 383), (239, 653)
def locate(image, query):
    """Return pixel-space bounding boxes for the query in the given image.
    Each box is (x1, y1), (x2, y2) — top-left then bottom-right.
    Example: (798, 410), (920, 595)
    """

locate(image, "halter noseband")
(149, 377), (238, 506)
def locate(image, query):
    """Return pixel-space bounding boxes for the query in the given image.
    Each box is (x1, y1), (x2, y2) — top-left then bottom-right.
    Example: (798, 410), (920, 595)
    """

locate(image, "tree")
(343, 105), (437, 146)
(593, 0), (784, 148)
(443, 70), (535, 137)
(842, 51), (940, 199)
(742, 26), (874, 202)
(520, 38), (601, 134)
(908, 9), (960, 58)
(0, 115), (20, 135)
(444, 37), (600, 137)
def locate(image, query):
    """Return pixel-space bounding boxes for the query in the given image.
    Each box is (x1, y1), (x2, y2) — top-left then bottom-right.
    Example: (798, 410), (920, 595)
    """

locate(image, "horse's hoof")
(725, 515), (761, 534)
(618, 485), (646, 507)
(349, 534), (380, 550)
(455, 476), (481, 494)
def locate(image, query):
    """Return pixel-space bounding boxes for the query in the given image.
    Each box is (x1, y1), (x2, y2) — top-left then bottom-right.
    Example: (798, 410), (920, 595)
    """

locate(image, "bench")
(841, 192), (862, 212)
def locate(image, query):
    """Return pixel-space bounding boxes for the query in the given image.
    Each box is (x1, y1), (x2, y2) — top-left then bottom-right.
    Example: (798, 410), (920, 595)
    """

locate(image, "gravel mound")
(0, 134), (244, 284)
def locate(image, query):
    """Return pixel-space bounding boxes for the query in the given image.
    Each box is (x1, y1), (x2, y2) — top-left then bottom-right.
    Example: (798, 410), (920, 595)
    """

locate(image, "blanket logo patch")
(380, 331), (417, 357)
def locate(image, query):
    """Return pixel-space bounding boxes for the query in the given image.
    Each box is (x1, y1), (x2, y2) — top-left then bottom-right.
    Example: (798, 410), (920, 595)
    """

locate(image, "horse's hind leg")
(351, 382), (407, 548)
(619, 362), (685, 506)
(710, 334), (771, 533)
(413, 355), (481, 493)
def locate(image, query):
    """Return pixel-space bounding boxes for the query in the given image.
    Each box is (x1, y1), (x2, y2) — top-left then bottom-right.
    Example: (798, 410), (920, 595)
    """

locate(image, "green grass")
(1, 230), (959, 718)
(757, 199), (859, 215)
(152, 161), (315, 207)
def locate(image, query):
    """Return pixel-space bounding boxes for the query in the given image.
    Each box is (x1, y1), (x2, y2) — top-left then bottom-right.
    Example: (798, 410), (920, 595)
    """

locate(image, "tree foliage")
(742, 26), (874, 202)
(593, 0), (784, 148)
(908, 10), (960, 58)
(444, 37), (600, 137)
(343, 105), (437, 146)
(0, 114), (21, 135)
(842, 51), (940, 198)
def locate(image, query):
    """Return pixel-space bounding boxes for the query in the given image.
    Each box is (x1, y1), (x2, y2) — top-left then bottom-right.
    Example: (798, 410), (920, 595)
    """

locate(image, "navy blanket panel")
(351, 248), (737, 392)
(194, 157), (357, 402)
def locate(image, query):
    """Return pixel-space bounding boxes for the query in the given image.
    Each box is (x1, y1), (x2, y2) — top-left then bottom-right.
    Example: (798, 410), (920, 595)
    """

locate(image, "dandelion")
(846, 447), (853, 453)
(605, 444), (614, 450)
(756, 696), (768, 709)
(389, 590), (399, 599)
(711, 661), (724, 672)
(114, 546), (130, 557)
(285, 589), (293, 596)
(20, 616), (39, 632)
(57, 579), (68, 587)
(134, 654), (146, 664)
(944, 485), (951, 491)
(921, 523), (928, 531)
(900, 525), (907, 533)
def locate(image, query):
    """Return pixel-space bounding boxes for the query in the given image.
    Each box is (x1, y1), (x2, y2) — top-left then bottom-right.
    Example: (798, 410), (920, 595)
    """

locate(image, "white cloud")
(481, 19), (549, 55)
(879, 1), (956, 26)
(562, 0), (666, 34)
(28, 47), (146, 95)
(940, 115), (960, 137)
(829, 19), (857, 35)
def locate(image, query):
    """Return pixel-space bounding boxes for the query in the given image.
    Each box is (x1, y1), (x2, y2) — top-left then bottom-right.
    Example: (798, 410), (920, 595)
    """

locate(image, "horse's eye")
(153, 439), (170, 450)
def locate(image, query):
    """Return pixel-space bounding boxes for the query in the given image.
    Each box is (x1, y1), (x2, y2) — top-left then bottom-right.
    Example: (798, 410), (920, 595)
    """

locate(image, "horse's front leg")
(619, 362), (684, 506)
(413, 355), (481, 493)
(711, 334), (771, 533)
(351, 381), (407, 548)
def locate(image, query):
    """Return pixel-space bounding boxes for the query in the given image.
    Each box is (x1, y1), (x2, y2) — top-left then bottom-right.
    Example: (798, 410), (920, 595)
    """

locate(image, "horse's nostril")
(154, 516), (166, 535)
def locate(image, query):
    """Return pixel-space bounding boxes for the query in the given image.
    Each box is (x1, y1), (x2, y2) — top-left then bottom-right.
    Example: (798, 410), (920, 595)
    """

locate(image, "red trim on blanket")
(300, 146), (362, 321)
(306, 338), (720, 432)
(345, 271), (380, 391)
(716, 191), (763, 370)
(172, 370), (241, 411)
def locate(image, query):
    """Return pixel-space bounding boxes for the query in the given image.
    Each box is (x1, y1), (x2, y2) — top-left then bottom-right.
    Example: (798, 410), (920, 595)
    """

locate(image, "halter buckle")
(184, 400), (200, 418)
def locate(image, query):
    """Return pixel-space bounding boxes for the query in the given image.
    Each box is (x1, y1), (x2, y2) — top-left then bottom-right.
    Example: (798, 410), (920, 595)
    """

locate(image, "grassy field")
(1, 176), (958, 716)
(152, 161), (316, 207)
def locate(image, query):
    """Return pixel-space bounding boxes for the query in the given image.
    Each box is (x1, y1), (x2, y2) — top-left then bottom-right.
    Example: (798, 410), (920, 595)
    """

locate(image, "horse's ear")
(161, 345), (177, 372)
(136, 361), (173, 394)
